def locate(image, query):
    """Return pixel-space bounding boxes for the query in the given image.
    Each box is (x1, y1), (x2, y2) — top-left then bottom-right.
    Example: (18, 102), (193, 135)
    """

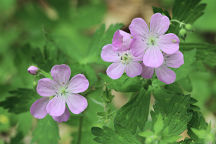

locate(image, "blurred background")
(0, 0), (216, 143)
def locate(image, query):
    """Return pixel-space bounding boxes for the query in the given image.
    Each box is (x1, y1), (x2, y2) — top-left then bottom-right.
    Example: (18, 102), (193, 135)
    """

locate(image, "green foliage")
(172, 0), (206, 24)
(192, 125), (216, 144)
(169, 0), (206, 38)
(0, 0), (215, 144)
(181, 43), (216, 67)
(100, 74), (142, 92)
(153, 85), (193, 136)
(114, 88), (150, 133)
(82, 23), (123, 64)
(194, 0), (216, 31)
(32, 116), (60, 144)
(175, 48), (196, 81)
(0, 88), (38, 114)
(91, 127), (141, 144)
(152, 7), (171, 19)
(0, 107), (10, 132)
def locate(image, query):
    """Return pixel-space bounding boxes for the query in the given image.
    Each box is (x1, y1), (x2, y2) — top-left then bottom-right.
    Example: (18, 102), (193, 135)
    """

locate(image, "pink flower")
(101, 30), (142, 79)
(30, 64), (89, 122)
(129, 13), (180, 68)
(28, 66), (39, 75)
(141, 51), (184, 84)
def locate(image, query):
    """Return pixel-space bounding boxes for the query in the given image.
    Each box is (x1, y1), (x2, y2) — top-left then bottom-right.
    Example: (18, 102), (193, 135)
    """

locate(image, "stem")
(171, 19), (185, 27)
(77, 115), (84, 144)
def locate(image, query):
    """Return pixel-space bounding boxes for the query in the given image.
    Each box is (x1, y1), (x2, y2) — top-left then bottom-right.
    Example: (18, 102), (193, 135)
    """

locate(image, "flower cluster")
(101, 13), (184, 84)
(30, 64), (89, 122)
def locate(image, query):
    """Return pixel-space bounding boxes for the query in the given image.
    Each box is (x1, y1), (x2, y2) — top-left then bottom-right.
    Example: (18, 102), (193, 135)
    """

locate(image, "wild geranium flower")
(141, 51), (184, 84)
(101, 30), (142, 79)
(30, 64), (89, 122)
(129, 13), (180, 68)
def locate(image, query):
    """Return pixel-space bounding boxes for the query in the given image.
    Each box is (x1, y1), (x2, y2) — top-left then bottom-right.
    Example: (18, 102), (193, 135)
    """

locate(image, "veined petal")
(143, 47), (164, 68)
(150, 13), (170, 35)
(52, 107), (70, 122)
(106, 62), (125, 79)
(66, 94), (88, 114)
(158, 33), (180, 54)
(155, 65), (176, 84)
(51, 64), (71, 85)
(129, 18), (149, 37)
(46, 96), (66, 116)
(131, 37), (147, 57)
(68, 74), (89, 93)
(141, 64), (154, 79)
(30, 97), (49, 119)
(112, 30), (132, 51)
(125, 62), (142, 77)
(101, 44), (120, 62)
(166, 51), (184, 68)
(37, 78), (58, 97)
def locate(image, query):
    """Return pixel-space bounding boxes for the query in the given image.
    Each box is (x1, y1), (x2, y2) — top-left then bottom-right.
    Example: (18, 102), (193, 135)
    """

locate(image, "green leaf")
(153, 85), (192, 136)
(175, 48), (196, 81)
(169, 0), (206, 36)
(172, 0), (206, 24)
(82, 23), (123, 64)
(194, 0), (216, 31)
(181, 43), (216, 67)
(152, 6), (171, 19)
(10, 131), (24, 144)
(91, 127), (141, 144)
(100, 74), (142, 92)
(114, 88), (150, 133)
(187, 97), (208, 140)
(31, 116), (60, 144)
(153, 114), (164, 134)
(139, 130), (154, 137)
(72, 3), (106, 29)
(17, 112), (32, 135)
(0, 88), (38, 114)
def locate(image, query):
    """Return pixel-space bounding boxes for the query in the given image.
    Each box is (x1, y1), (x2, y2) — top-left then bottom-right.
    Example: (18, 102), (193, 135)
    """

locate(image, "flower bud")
(179, 28), (187, 37)
(185, 24), (192, 30)
(28, 66), (39, 75)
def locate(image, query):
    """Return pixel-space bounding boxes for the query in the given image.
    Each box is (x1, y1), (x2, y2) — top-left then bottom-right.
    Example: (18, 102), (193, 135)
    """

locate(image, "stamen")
(120, 52), (132, 64)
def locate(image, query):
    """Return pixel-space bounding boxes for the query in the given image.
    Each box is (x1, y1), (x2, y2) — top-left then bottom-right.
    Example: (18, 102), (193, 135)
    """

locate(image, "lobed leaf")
(114, 88), (150, 133)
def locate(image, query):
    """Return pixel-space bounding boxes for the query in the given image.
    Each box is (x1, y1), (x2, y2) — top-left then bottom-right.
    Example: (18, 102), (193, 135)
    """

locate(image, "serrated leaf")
(153, 85), (192, 136)
(0, 88), (38, 114)
(181, 43), (216, 67)
(172, 0), (206, 24)
(31, 116), (60, 144)
(169, 0), (206, 36)
(114, 88), (150, 133)
(91, 127), (141, 144)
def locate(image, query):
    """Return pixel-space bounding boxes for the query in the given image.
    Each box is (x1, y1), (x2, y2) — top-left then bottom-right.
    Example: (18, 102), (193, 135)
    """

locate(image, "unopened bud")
(179, 28), (187, 37)
(28, 66), (39, 75)
(185, 24), (192, 30)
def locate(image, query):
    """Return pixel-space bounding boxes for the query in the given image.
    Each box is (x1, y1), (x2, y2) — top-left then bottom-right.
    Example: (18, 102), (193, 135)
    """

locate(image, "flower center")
(58, 87), (68, 97)
(120, 52), (132, 64)
(147, 36), (158, 46)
